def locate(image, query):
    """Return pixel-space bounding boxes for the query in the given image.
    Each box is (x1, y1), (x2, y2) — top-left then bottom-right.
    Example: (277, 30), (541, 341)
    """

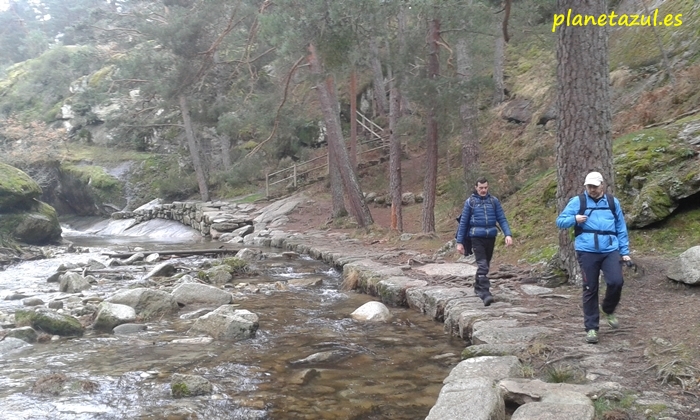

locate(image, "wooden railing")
(265, 111), (387, 198)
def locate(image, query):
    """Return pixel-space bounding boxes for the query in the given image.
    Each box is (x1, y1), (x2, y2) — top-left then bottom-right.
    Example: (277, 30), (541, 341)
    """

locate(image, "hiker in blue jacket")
(456, 177), (513, 306)
(556, 171), (632, 344)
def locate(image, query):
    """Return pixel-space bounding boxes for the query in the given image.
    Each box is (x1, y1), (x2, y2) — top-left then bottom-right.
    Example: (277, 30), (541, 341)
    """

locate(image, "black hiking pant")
(471, 237), (496, 301)
(577, 250), (624, 331)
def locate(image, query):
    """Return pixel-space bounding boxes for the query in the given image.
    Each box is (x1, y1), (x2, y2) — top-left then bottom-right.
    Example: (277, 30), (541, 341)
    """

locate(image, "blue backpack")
(574, 192), (619, 238)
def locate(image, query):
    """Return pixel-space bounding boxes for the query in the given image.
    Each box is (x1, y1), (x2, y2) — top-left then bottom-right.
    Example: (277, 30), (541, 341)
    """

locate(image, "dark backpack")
(573, 193), (618, 237)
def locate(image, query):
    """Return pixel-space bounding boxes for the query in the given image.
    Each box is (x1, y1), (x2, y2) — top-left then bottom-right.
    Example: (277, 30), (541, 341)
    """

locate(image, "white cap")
(583, 172), (604, 186)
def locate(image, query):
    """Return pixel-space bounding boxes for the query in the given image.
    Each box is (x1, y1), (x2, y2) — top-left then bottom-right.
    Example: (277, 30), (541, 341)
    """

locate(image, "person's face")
(585, 183), (604, 199)
(475, 182), (489, 197)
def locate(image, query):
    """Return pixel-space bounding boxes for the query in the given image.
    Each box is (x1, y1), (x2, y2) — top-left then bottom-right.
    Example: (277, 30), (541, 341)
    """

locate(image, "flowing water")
(0, 219), (464, 420)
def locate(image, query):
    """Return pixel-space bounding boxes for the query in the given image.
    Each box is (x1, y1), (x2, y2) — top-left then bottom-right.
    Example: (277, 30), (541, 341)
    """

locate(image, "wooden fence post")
(293, 164), (297, 187)
(266, 173), (269, 198)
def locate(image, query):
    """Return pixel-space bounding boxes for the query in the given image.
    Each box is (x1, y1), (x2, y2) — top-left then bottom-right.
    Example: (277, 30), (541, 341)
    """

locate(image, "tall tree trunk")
(325, 76), (347, 218)
(397, 5), (411, 115)
(329, 145), (347, 218)
(349, 70), (358, 170)
(387, 63), (403, 232)
(308, 43), (373, 227)
(456, 36), (479, 179)
(421, 19), (440, 234)
(179, 94), (210, 202)
(556, 0), (612, 285)
(369, 38), (388, 119)
(493, 19), (506, 105)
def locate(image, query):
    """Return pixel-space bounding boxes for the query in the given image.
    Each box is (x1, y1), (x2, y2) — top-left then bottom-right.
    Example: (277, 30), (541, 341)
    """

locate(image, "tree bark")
(421, 18), (440, 234)
(179, 94), (210, 202)
(308, 43), (373, 227)
(388, 63), (403, 232)
(329, 141), (347, 218)
(456, 36), (479, 179)
(369, 38), (388, 119)
(349, 70), (358, 170)
(325, 76), (347, 218)
(555, 0), (613, 285)
(493, 18), (506, 105)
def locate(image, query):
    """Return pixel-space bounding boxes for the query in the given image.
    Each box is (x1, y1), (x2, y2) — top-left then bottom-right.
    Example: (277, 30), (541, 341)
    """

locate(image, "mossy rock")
(0, 162), (43, 211)
(15, 309), (84, 337)
(61, 164), (123, 205)
(0, 200), (62, 245)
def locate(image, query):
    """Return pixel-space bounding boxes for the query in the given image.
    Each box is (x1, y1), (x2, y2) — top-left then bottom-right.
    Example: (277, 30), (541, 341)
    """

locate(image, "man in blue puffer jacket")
(456, 177), (513, 306)
(556, 171), (632, 344)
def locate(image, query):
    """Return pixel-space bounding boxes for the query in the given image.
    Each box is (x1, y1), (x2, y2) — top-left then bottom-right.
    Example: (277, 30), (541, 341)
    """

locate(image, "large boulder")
(0, 164), (62, 245)
(666, 246), (700, 285)
(0, 162), (42, 211)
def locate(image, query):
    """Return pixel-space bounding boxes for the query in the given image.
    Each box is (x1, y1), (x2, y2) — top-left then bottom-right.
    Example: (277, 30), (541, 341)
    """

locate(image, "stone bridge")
(111, 199), (256, 238)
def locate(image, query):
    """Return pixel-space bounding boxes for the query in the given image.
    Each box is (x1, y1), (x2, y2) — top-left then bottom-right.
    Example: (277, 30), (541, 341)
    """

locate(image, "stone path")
(123, 195), (695, 420)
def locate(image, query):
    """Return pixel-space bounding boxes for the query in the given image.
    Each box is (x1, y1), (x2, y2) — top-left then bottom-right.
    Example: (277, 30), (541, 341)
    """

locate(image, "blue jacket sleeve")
(556, 196), (580, 229)
(614, 197), (630, 256)
(455, 199), (472, 244)
(494, 198), (512, 236)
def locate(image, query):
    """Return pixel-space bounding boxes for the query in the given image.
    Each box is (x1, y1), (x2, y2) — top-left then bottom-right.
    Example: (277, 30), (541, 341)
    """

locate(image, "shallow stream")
(0, 219), (464, 419)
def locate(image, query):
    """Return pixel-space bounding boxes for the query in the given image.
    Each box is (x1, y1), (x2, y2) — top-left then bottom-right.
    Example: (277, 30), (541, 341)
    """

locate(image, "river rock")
(0, 337), (33, 354)
(205, 265), (233, 285)
(171, 283), (233, 306)
(5, 201), (62, 245)
(106, 288), (179, 320)
(351, 301), (392, 322)
(666, 246), (700, 285)
(6, 326), (38, 343)
(113, 323), (148, 335)
(237, 248), (261, 262)
(92, 302), (137, 331)
(124, 252), (145, 264)
(48, 300), (64, 310)
(188, 305), (258, 340)
(15, 308), (84, 336)
(22, 297), (44, 306)
(143, 262), (176, 279)
(59, 272), (92, 293)
(171, 373), (213, 398)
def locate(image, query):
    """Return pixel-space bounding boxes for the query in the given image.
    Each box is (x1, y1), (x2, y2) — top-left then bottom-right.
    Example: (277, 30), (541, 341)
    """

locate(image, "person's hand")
(456, 243), (465, 255)
(505, 236), (513, 246)
(575, 215), (588, 223)
(621, 255), (631, 262)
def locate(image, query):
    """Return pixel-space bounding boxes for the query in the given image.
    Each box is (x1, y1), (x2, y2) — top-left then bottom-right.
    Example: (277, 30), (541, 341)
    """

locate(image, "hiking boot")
(483, 295), (494, 307)
(586, 330), (598, 344)
(605, 313), (619, 329)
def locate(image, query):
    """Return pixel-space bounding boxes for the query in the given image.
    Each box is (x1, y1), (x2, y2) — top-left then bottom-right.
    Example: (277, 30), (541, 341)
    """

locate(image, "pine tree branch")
(244, 55), (306, 160)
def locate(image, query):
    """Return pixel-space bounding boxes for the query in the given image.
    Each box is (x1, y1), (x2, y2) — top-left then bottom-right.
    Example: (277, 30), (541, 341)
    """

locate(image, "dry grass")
(644, 337), (700, 390)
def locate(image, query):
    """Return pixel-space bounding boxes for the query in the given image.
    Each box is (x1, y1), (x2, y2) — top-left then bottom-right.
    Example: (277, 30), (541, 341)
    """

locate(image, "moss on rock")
(0, 162), (43, 211)
(15, 309), (84, 336)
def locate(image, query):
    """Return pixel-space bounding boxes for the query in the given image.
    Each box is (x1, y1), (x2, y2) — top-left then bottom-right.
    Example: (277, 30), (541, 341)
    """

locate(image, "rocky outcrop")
(615, 122), (700, 228)
(0, 162), (62, 244)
